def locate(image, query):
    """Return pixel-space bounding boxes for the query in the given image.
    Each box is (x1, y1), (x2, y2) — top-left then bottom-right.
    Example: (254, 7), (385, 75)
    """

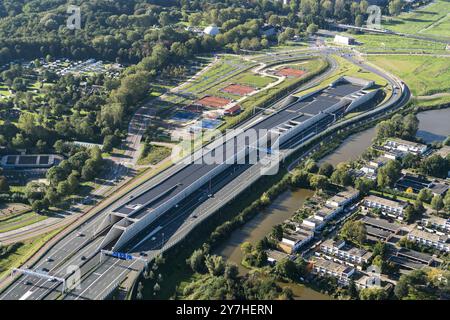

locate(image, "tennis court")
(276, 68), (305, 78)
(171, 111), (200, 123)
(195, 96), (231, 108)
(222, 84), (256, 96)
(191, 119), (223, 130)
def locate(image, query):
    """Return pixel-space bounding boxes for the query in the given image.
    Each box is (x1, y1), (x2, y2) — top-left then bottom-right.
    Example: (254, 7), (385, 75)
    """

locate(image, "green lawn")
(0, 211), (47, 233)
(383, 0), (450, 40)
(0, 228), (63, 279)
(368, 55), (450, 96)
(137, 145), (172, 166)
(232, 72), (275, 88)
(350, 33), (447, 53)
(295, 55), (389, 97)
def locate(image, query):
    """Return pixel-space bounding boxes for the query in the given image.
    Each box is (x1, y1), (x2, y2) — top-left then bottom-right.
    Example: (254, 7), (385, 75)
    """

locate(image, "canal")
(416, 108), (450, 143)
(213, 107), (449, 299)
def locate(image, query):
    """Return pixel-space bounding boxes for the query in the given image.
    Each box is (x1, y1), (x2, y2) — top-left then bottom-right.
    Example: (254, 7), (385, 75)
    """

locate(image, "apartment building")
(362, 195), (408, 220)
(408, 229), (450, 252)
(421, 215), (450, 234)
(384, 138), (428, 156)
(320, 239), (373, 269)
(326, 189), (360, 209)
(312, 259), (355, 286)
(280, 228), (314, 254)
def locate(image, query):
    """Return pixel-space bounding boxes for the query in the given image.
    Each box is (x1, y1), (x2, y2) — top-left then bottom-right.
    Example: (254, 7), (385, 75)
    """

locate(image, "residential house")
(320, 239), (373, 270)
(266, 249), (290, 265)
(312, 259), (355, 285)
(408, 229), (449, 252)
(384, 138), (428, 156)
(203, 26), (220, 36)
(362, 195), (408, 220)
(279, 229), (314, 254)
(326, 189), (360, 209)
(421, 215), (450, 234)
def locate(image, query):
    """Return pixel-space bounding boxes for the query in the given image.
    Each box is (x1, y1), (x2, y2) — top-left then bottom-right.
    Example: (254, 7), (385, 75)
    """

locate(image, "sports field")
(276, 67), (306, 78)
(195, 95), (231, 108)
(221, 84), (255, 96)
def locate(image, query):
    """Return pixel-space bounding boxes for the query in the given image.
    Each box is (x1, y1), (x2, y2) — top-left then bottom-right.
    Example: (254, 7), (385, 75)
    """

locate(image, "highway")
(0, 49), (410, 300)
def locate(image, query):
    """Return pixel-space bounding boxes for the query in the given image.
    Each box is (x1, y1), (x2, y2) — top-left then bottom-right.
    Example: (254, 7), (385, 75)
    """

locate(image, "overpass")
(95, 76), (378, 252)
(0, 52), (411, 300)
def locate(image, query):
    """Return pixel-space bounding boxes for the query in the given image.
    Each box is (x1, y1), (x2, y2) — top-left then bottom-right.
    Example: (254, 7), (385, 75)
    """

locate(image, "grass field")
(232, 72), (275, 88)
(349, 33), (447, 53)
(368, 55), (450, 96)
(0, 211), (47, 233)
(0, 228), (63, 279)
(383, 0), (450, 40)
(137, 145), (172, 166)
(294, 55), (390, 97)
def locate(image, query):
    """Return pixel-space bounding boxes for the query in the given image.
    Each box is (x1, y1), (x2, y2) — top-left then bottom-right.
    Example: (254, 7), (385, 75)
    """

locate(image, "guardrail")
(99, 59), (410, 300)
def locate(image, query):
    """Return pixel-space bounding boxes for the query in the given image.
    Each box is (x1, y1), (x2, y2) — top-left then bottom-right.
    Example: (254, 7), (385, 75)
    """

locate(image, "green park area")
(383, 0), (450, 40)
(0, 210), (47, 234)
(350, 33), (447, 54)
(137, 144), (172, 166)
(295, 55), (390, 98)
(0, 228), (62, 279)
(233, 72), (275, 88)
(368, 55), (450, 100)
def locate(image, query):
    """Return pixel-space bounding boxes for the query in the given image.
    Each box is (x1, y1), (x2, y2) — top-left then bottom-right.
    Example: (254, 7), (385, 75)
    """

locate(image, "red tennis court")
(195, 96), (231, 108)
(276, 68), (305, 78)
(222, 84), (255, 96)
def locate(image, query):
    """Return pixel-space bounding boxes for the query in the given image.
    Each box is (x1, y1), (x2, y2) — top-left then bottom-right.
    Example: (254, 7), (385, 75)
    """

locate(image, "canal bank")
(416, 108), (450, 143)
(214, 107), (449, 300)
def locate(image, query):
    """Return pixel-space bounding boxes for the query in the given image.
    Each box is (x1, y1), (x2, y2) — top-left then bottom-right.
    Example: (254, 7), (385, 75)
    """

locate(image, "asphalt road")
(0, 49), (409, 300)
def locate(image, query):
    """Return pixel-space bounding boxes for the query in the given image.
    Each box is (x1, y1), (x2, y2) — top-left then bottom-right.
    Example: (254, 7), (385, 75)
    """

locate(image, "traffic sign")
(110, 251), (133, 260)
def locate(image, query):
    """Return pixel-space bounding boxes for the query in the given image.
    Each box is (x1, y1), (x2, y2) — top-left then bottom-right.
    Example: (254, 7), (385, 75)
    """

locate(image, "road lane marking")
(19, 290), (33, 300)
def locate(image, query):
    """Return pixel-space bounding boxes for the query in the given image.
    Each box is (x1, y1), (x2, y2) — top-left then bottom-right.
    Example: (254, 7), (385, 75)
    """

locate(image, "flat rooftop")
(113, 81), (364, 219)
(361, 216), (401, 233)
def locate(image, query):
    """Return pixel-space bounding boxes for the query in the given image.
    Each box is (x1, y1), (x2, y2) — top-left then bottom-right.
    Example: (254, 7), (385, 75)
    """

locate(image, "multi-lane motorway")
(0, 50), (410, 300)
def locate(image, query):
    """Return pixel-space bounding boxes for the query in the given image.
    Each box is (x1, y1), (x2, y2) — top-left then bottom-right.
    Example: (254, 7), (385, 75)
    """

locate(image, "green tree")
(81, 159), (97, 181)
(306, 23), (318, 35)
(355, 177), (375, 196)
(187, 249), (206, 274)
(271, 224), (283, 241)
(331, 168), (353, 186)
(304, 159), (318, 173)
(290, 169), (310, 188)
(57, 181), (71, 197)
(205, 255), (225, 277)
(377, 160), (402, 189)
(431, 195), (444, 213)
(359, 287), (388, 300)
(309, 174), (328, 191)
(318, 162), (334, 177)
(420, 155), (449, 179)
(340, 220), (366, 246)
(444, 192), (450, 212)
(32, 199), (49, 213)
(389, 0), (403, 16)
(0, 176), (10, 193)
(417, 189), (432, 203)
(44, 188), (59, 206)
(274, 258), (298, 280)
